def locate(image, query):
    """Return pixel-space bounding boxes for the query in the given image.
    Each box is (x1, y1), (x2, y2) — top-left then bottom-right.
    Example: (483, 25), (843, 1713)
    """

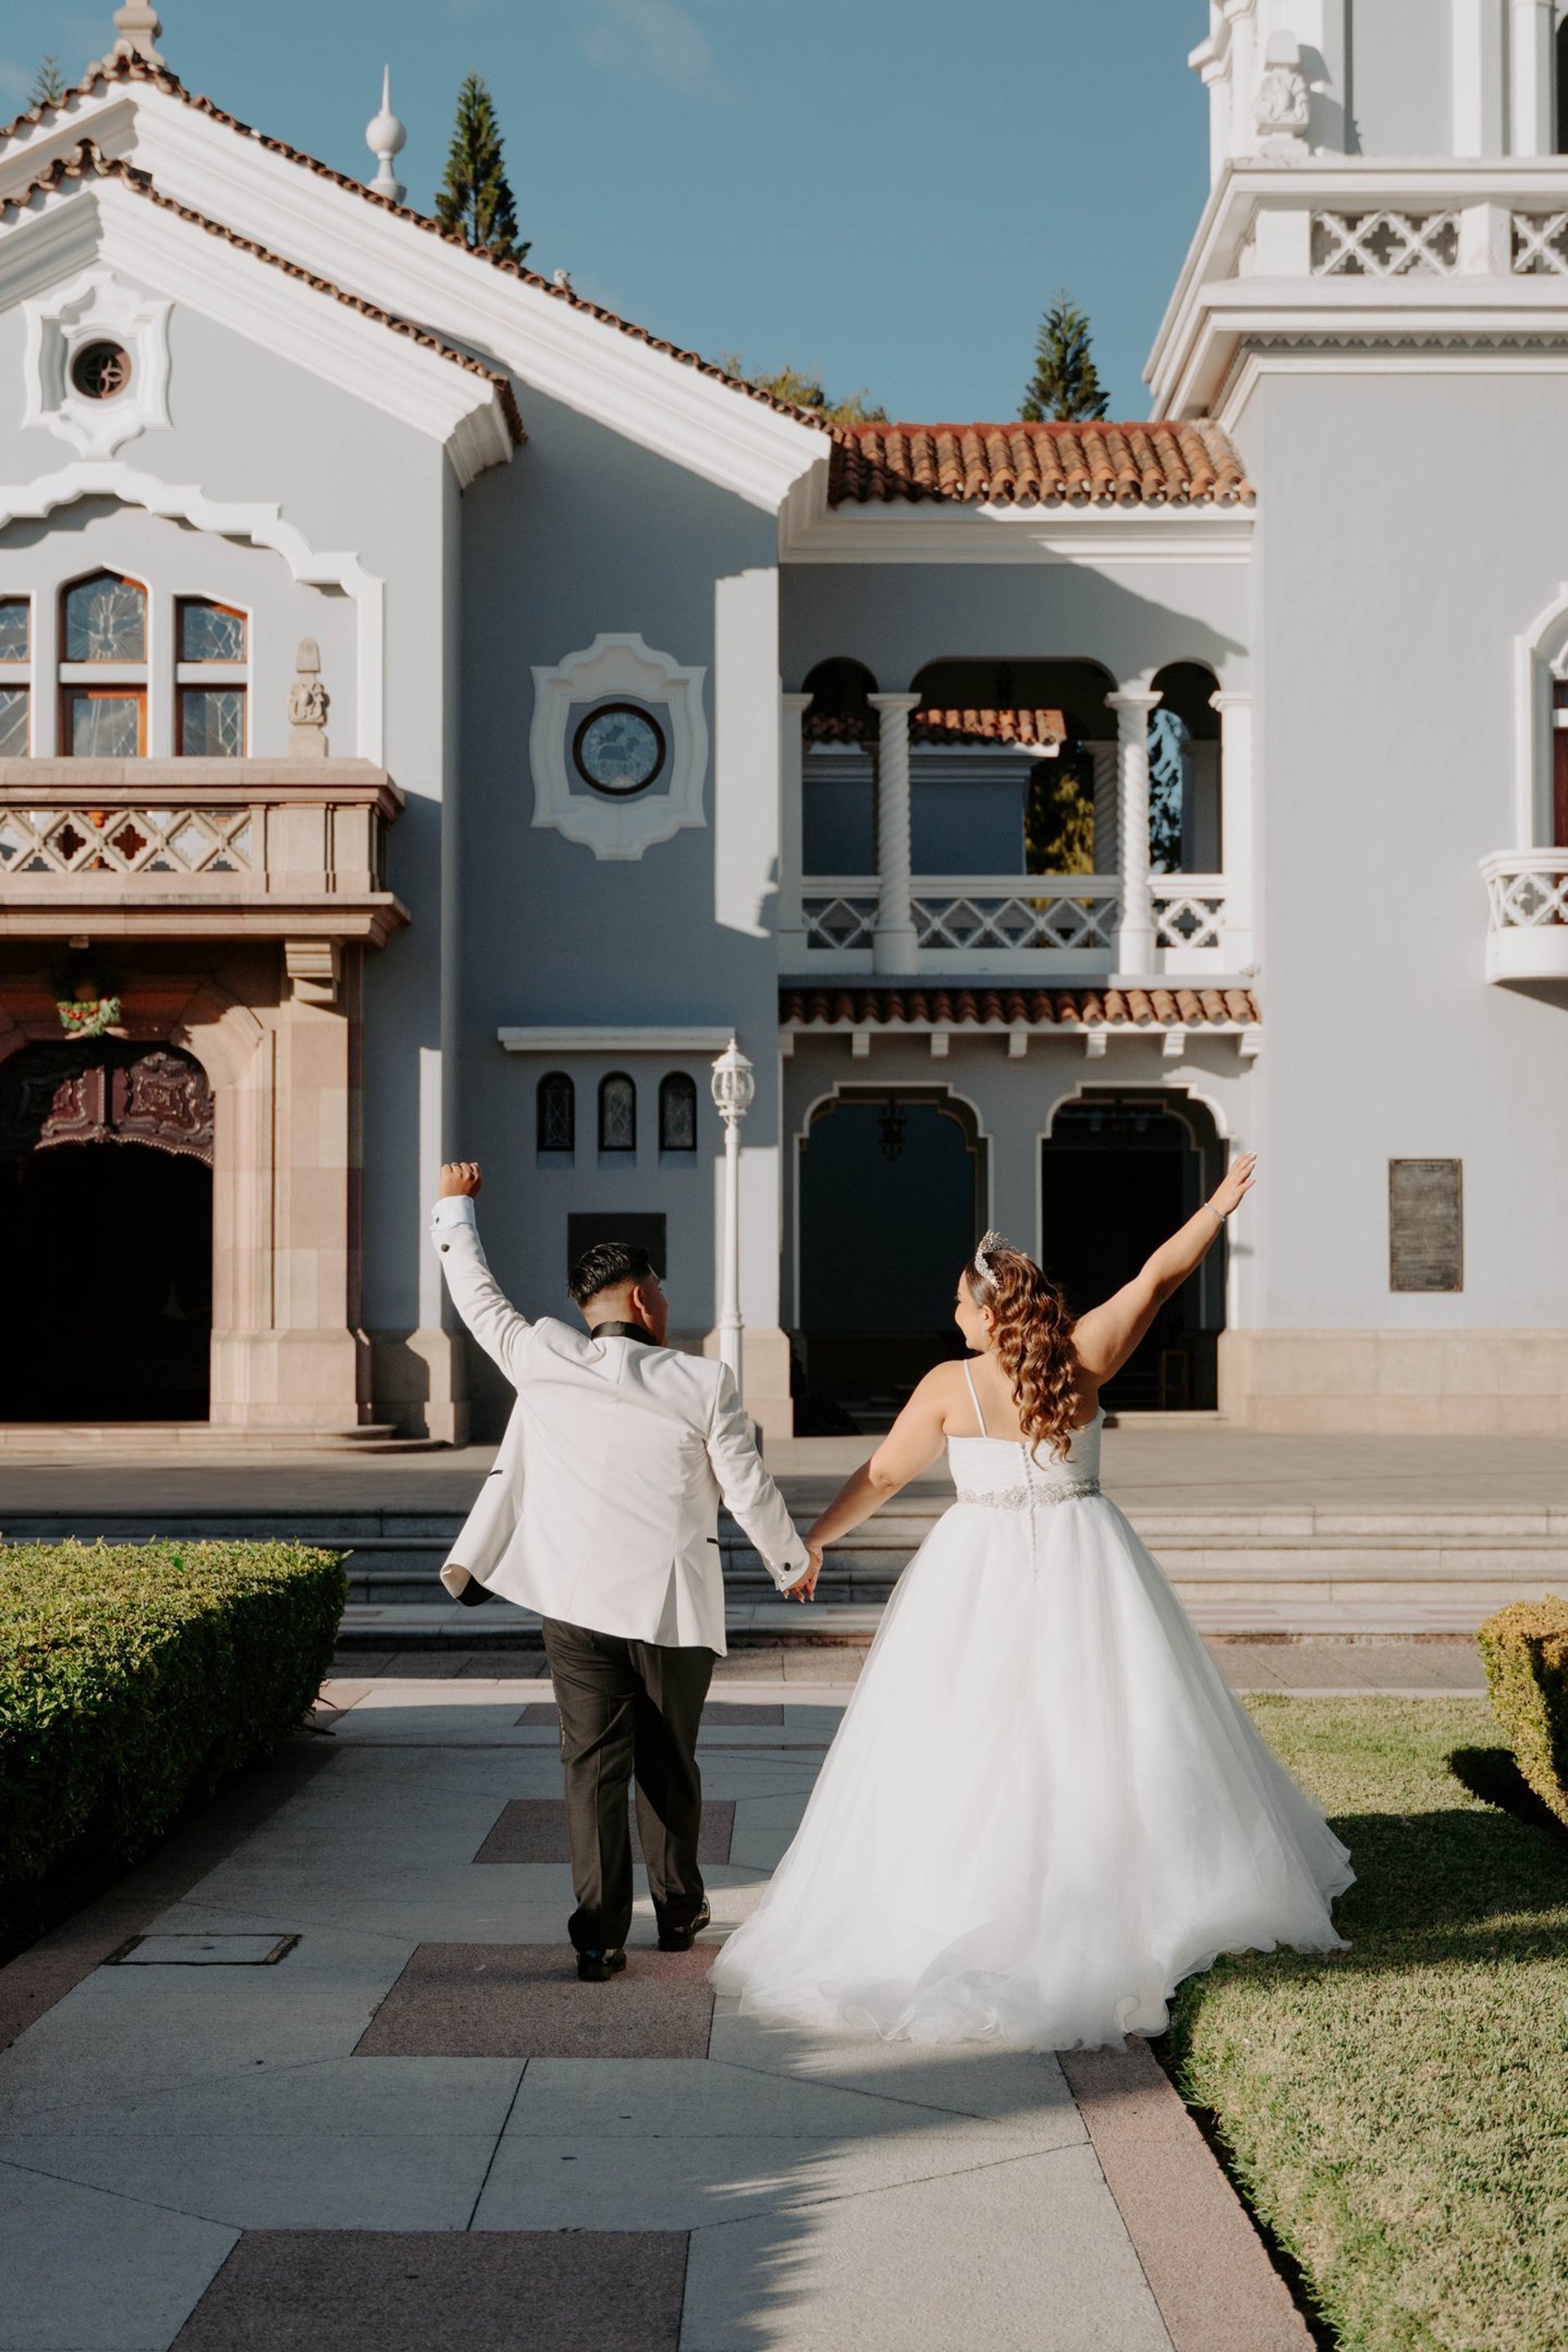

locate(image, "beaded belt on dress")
(956, 1479), (1100, 1508)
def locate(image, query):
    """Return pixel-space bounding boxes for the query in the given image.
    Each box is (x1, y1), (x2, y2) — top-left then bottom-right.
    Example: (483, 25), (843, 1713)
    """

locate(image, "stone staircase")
(8, 1492), (1566, 1644)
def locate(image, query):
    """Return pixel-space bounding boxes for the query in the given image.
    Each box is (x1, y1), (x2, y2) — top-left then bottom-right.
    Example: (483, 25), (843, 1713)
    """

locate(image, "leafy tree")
(30, 56), (68, 107)
(722, 355), (886, 426)
(435, 73), (527, 262)
(1020, 292), (1109, 424)
(1026, 750), (1096, 877)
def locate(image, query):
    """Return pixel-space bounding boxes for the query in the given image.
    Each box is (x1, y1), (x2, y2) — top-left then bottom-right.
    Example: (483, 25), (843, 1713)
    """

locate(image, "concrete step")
(0, 1425), (442, 1454)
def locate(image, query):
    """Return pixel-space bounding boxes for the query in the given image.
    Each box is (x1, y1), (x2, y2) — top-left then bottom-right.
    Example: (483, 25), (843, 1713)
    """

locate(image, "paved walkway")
(0, 1667), (1368, 2352)
(0, 1423), (1564, 1518)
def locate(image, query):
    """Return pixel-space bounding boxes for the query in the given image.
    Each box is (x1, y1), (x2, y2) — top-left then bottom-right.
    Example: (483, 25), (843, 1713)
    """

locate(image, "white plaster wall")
(1241, 363), (1568, 1331)
(1347, 0), (1455, 155)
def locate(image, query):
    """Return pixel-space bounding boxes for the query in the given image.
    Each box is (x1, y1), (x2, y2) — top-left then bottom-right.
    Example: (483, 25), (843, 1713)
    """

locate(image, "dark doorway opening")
(1040, 1094), (1226, 1412)
(0, 1042), (214, 1421)
(795, 1090), (984, 1430)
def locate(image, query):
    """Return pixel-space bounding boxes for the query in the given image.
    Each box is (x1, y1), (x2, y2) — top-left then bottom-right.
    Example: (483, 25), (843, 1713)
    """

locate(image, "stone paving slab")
(519, 1699), (785, 1727)
(354, 1943), (717, 2060)
(472, 1797), (736, 1866)
(0, 2161), (237, 2352)
(168, 2230), (689, 2352)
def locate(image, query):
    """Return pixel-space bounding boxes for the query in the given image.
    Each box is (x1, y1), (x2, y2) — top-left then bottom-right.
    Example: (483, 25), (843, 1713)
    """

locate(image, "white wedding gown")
(713, 1373), (1354, 2051)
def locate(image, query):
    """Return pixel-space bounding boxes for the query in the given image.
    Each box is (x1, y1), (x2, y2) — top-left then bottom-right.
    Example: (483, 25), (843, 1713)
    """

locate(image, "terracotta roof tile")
(0, 59), (834, 437)
(779, 985), (1259, 1028)
(826, 420), (1252, 509)
(806, 708), (1068, 749)
(0, 139), (526, 443)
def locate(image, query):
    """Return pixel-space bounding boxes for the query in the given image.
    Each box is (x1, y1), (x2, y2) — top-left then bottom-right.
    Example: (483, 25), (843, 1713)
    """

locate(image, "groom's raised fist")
(439, 1160), (483, 1198)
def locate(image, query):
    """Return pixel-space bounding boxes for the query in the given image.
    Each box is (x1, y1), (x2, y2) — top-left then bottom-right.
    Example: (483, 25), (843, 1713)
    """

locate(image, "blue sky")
(7, 2), (1213, 421)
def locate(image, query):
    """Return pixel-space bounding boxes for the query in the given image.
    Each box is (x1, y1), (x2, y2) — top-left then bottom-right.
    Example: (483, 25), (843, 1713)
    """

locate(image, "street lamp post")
(710, 1036), (755, 1397)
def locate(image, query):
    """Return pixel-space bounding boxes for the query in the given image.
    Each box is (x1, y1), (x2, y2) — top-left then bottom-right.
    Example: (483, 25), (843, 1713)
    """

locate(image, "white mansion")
(0, 1), (1563, 1442)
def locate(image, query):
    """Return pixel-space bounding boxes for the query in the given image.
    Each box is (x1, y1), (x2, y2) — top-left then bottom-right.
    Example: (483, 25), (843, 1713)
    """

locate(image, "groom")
(431, 1161), (819, 1980)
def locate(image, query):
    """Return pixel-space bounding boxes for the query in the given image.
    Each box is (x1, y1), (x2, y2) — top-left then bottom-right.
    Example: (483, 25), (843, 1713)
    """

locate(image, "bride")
(713, 1155), (1353, 2051)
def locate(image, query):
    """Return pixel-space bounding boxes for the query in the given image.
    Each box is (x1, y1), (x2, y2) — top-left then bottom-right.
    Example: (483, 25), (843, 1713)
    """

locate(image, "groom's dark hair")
(568, 1238), (658, 1307)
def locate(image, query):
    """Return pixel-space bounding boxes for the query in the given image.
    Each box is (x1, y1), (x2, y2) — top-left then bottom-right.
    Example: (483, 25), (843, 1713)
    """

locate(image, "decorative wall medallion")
(530, 633), (708, 860)
(22, 268), (172, 460)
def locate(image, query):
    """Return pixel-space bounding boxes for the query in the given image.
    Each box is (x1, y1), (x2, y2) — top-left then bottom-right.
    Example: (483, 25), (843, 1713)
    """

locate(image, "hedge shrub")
(0, 1540), (346, 1904)
(1478, 1595), (1568, 1827)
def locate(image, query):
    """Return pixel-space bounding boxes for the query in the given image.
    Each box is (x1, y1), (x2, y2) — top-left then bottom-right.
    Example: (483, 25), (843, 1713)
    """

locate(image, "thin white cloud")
(581, 0), (736, 103)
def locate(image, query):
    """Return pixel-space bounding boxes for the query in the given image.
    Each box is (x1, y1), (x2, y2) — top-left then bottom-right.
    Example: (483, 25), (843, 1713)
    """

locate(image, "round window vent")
(69, 341), (133, 401)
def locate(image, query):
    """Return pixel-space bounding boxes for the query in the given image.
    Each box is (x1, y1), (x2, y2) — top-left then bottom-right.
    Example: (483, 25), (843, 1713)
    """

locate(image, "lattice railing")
(803, 893), (879, 951)
(0, 805), (254, 875)
(1511, 212), (1568, 275)
(914, 883), (1120, 954)
(1311, 211), (1459, 276)
(1152, 879), (1227, 951)
(1485, 854), (1568, 929)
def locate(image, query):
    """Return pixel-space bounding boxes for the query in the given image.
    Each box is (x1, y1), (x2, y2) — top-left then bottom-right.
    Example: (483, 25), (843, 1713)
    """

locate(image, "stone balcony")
(1481, 849), (1568, 984)
(0, 758), (408, 943)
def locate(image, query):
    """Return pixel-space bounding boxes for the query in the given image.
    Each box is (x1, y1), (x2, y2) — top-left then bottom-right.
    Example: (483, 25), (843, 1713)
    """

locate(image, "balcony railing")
(0, 759), (408, 945)
(1482, 850), (1568, 984)
(800, 874), (1232, 976)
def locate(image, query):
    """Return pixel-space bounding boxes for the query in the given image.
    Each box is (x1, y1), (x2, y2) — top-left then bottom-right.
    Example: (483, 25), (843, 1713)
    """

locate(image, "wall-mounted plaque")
(1388, 1159), (1463, 1293)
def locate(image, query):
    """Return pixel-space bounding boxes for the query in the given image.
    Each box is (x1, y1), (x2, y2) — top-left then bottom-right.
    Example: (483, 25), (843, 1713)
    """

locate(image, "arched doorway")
(796, 1089), (985, 1429)
(1040, 1092), (1226, 1411)
(0, 1042), (214, 1421)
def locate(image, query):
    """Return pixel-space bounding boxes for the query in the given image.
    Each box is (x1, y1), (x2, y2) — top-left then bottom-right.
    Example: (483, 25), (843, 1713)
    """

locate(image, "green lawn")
(1169, 1697), (1568, 2352)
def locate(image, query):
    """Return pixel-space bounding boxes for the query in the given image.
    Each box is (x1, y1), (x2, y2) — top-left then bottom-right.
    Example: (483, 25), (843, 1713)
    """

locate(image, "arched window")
(537, 1071), (574, 1152)
(60, 572), (148, 756)
(1147, 662), (1222, 874)
(599, 1072), (636, 1152)
(659, 1071), (697, 1152)
(177, 598), (247, 756)
(0, 597), (29, 755)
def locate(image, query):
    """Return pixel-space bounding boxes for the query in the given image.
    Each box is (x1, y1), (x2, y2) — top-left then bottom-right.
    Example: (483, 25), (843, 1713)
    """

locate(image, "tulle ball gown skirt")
(713, 1452), (1354, 2052)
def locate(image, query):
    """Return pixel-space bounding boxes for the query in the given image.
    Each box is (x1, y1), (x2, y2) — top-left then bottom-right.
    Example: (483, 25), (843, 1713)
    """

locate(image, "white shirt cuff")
(430, 1195), (478, 1230)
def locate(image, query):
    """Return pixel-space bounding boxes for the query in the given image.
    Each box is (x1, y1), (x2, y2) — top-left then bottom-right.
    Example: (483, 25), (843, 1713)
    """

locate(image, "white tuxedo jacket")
(431, 1196), (808, 1655)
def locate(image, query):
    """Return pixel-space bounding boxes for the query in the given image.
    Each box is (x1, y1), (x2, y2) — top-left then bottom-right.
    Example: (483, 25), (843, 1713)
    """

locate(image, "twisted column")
(868, 692), (921, 975)
(1107, 689), (1161, 974)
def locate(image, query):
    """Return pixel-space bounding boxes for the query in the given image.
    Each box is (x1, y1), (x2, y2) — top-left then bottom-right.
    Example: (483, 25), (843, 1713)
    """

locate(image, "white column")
(868, 691), (920, 974)
(1086, 738), (1119, 872)
(713, 568), (781, 941)
(1511, 0), (1554, 153)
(777, 690), (811, 966)
(1211, 689), (1256, 970)
(1452, 0), (1506, 156)
(1107, 689), (1160, 974)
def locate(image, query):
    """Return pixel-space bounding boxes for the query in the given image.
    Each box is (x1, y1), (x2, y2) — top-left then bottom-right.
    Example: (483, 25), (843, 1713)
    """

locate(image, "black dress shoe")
(657, 1899), (711, 1953)
(576, 1947), (626, 1983)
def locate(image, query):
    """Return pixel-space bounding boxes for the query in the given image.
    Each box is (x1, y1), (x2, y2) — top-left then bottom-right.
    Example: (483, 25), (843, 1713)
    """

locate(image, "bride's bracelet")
(1204, 1201), (1227, 1226)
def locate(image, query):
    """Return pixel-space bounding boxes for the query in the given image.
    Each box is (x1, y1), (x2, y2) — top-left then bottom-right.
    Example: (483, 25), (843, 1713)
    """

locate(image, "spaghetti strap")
(961, 1357), (988, 1438)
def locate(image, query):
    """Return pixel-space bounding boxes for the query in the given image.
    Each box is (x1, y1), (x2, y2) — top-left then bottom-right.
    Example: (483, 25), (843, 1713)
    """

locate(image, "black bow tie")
(589, 1319), (658, 1347)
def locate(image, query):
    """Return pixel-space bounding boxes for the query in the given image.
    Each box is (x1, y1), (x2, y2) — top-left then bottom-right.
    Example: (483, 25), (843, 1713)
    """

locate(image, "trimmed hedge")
(0, 1540), (346, 1904)
(1478, 1595), (1568, 1828)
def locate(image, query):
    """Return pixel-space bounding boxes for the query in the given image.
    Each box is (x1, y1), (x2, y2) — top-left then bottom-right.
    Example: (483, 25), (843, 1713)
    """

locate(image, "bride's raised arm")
(1071, 1151), (1258, 1388)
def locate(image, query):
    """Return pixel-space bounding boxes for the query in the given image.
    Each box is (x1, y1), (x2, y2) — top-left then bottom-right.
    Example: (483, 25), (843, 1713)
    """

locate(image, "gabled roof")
(827, 420), (1251, 508)
(781, 985), (1260, 1030)
(0, 138), (525, 444)
(0, 56), (832, 440)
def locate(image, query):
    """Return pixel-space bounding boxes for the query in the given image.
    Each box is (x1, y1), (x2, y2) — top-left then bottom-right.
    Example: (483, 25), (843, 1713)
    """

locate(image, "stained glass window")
(64, 573), (147, 662)
(180, 688), (245, 758)
(537, 1071), (575, 1153)
(599, 1073), (636, 1153)
(0, 599), (28, 663)
(66, 692), (143, 757)
(0, 688), (28, 757)
(658, 1071), (697, 1152)
(179, 600), (247, 662)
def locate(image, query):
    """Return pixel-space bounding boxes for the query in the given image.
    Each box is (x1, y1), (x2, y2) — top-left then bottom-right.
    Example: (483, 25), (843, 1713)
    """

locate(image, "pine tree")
(30, 56), (68, 107)
(435, 73), (527, 262)
(1020, 292), (1109, 424)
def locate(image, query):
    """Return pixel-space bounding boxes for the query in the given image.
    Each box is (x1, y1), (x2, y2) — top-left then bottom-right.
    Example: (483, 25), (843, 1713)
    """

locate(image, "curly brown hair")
(964, 1239), (1082, 1461)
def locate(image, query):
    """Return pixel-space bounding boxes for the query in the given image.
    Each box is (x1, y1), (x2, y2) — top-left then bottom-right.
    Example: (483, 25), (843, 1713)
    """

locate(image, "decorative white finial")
(111, 2), (164, 64)
(366, 65), (407, 203)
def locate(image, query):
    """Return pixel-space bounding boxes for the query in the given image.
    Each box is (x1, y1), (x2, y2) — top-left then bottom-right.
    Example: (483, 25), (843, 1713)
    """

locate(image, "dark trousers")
(541, 1617), (714, 1953)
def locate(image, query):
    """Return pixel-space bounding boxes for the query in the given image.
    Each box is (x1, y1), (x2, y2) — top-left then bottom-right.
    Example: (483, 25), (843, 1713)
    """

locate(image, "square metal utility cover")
(113, 1934), (300, 1966)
